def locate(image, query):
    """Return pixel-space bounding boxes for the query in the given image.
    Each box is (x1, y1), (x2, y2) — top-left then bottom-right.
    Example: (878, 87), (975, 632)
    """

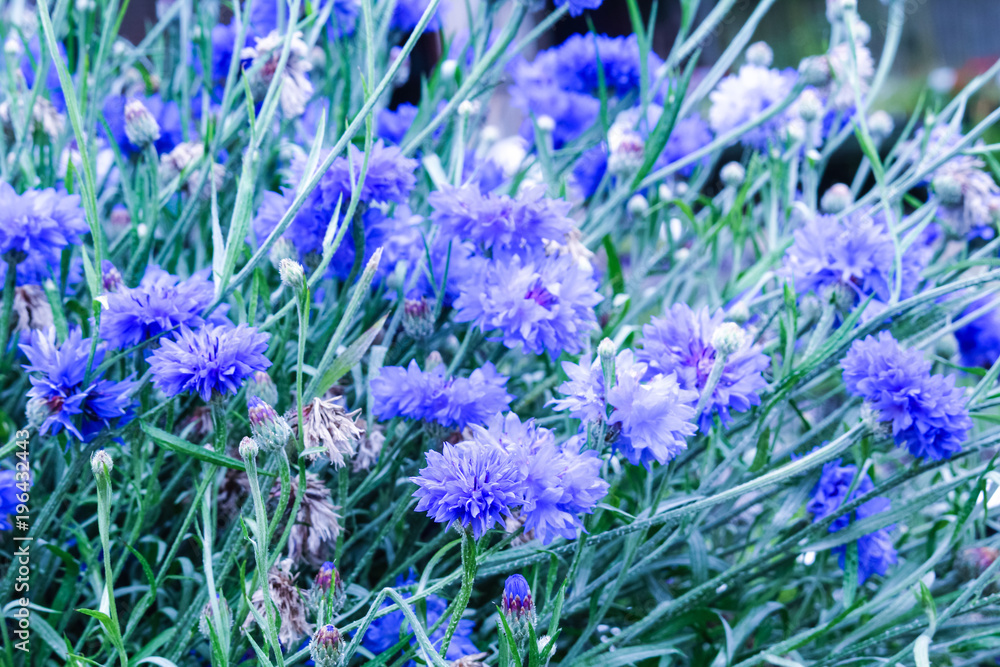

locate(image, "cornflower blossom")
(841, 332), (971, 461)
(708, 64), (798, 149)
(411, 439), (522, 538)
(784, 209), (927, 305)
(955, 297), (1000, 369)
(453, 250), (603, 357)
(20, 36), (67, 112)
(0, 183), (88, 283)
(21, 328), (137, 442)
(362, 571), (479, 666)
(377, 103), (419, 144)
(469, 413), (609, 544)
(807, 459), (897, 583)
(371, 360), (512, 430)
(102, 93), (183, 156)
(0, 470), (19, 530)
(388, 0), (442, 32)
(148, 323), (271, 401)
(99, 265), (225, 349)
(555, 0), (603, 17)
(638, 305), (769, 431)
(429, 184), (575, 250)
(250, 0), (359, 40)
(240, 30), (314, 118)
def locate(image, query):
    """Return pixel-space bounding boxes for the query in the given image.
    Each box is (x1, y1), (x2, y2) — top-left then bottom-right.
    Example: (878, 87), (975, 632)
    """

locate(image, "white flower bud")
(727, 301), (751, 324)
(607, 124), (645, 175)
(746, 41), (773, 68)
(458, 100), (479, 117)
(797, 89), (824, 123)
(124, 98), (161, 147)
(279, 258), (306, 290)
(928, 67), (956, 96)
(669, 217), (683, 241)
(820, 183), (853, 213)
(536, 115), (555, 133)
(269, 238), (297, 271)
(720, 162), (746, 188)
(91, 450), (114, 477)
(867, 110), (894, 142)
(627, 194), (649, 217)
(658, 183), (672, 201)
(711, 321), (747, 356)
(932, 173), (964, 206)
(239, 436), (259, 460)
(440, 59), (458, 80)
(798, 55), (831, 87)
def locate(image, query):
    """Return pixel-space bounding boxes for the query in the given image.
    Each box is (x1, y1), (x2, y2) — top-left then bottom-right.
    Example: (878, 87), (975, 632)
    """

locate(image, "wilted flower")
(243, 559), (312, 647)
(159, 142), (225, 198)
(284, 473), (342, 566)
(148, 323), (271, 401)
(0, 95), (64, 142)
(930, 156), (1000, 235)
(241, 30), (314, 118)
(287, 397), (363, 468)
(352, 419), (385, 472)
(841, 332), (971, 461)
(12, 284), (54, 333)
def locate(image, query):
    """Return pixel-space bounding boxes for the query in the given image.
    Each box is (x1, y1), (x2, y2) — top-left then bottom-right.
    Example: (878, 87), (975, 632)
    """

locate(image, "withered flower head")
(287, 397), (364, 469)
(243, 558), (312, 647)
(282, 473), (343, 566)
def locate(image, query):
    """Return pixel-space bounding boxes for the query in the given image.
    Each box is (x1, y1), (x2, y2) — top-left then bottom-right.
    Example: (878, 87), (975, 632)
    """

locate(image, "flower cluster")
(841, 332), (971, 460)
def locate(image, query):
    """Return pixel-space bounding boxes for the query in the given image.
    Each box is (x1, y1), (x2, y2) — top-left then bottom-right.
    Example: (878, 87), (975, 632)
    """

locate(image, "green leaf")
(314, 314), (388, 397)
(140, 422), (248, 472)
(602, 234), (625, 295)
(749, 427), (771, 472)
(842, 541), (859, 608)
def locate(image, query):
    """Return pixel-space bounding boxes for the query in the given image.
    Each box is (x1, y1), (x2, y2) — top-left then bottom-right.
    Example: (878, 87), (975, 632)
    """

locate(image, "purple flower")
(148, 323), (272, 402)
(102, 93), (184, 156)
(411, 440), (522, 539)
(377, 103), (419, 144)
(469, 413), (608, 544)
(606, 351), (699, 469)
(638, 304), (769, 431)
(0, 470), (19, 531)
(708, 64), (798, 149)
(371, 360), (512, 430)
(388, 0), (441, 32)
(429, 184), (575, 250)
(0, 183), (88, 282)
(454, 250), (602, 357)
(784, 209), (927, 304)
(841, 332), (970, 461)
(808, 459), (897, 583)
(361, 571), (478, 665)
(555, 0), (603, 16)
(99, 265), (224, 348)
(21, 328), (136, 442)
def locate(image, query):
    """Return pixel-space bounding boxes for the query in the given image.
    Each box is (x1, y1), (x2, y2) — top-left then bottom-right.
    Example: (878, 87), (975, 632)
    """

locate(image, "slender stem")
(94, 458), (127, 667)
(438, 530), (477, 657)
(244, 450), (285, 667)
(693, 354), (727, 423)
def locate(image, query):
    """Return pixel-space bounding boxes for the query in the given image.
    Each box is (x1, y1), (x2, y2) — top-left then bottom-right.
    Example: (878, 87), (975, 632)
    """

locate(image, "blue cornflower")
(21, 328), (137, 442)
(469, 412), (608, 544)
(20, 36), (67, 111)
(0, 183), (88, 282)
(377, 103), (419, 144)
(841, 332), (971, 461)
(429, 184), (575, 250)
(411, 440), (522, 539)
(709, 64), (798, 149)
(148, 323), (272, 402)
(807, 459), (897, 583)
(387, 0), (441, 32)
(371, 360), (512, 430)
(606, 350), (699, 469)
(99, 265), (224, 349)
(956, 297), (1000, 369)
(555, 0), (603, 16)
(638, 304), (769, 431)
(361, 571), (478, 665)
(453, 249), (603, 357)
(307, 140), (418, 208)
(251, 0), (359, 39)
(784, 209), (926, 305)
(0, 470), (22, 531)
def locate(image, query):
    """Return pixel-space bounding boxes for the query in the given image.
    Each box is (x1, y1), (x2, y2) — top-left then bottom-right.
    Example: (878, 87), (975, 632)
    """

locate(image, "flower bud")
(310, 561), (347, 614)
(248, 396), (292, 452)
(102, 261), (124, 293)
(958, 547), (999, 589)
(934, 333), (958, 360)
(607, 125), (645, 175)
(745, 41), (773, 68)
(727, 301), (751, 325)
(868, 110), (894, 143)
(798, 55), (831, 87)
(279, 258), (306, 291)
(598, 338), (617, 393)
(248, 371), (279, 407)
(238, 436), (259, 460)
(26, 397), (50, 432)
(720, 162), (746, 188)
(309, 624), (346, 667)
(403, 297), (435, 340)
(797, 89), (824, 123)
(458, 100), (479, 117)
(927, 67), (957, 96)
(820, 183), (853, 213)
(124, 98), (161, 147)
(536, 115), (555, 134)
(440, 59), (458, 80)
(501, 574), (536, 648)
(932, 173), (964, 206)
(91, 450), (114, 477)
(626, 194), (649, 218)
(710, 322), (747, 357)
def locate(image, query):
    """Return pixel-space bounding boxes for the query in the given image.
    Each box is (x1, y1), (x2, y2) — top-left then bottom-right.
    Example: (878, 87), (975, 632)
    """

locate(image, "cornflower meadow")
(3, 0), (1000, 665)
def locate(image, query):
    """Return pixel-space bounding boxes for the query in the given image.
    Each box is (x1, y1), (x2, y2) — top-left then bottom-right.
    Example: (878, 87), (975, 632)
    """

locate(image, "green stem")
(244, 451), (286, 667)
(438, 531), (477, 657)
(94, 457), (127, 667)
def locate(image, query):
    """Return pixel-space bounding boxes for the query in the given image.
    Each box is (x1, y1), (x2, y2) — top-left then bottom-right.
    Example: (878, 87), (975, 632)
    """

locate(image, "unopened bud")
(727, 301), (751, 324)
(720, 162), (745, 188)
(124, 99), (161, 147)
(239, 436), (259, 460)
(820, 183), (853, 213)
(868, 111), (894, 142)
(626, 194), (649, 217)
(798, 55), (831, 87)
(91, 450), (114, 477)
(932, 173), (964, 206)
(797, 89), (824, 123)
(403, 297), (435, 340)
(247, 396), (292, 452)
(536, 115), (555, 134)
(598, 338), (617, 393)
(502, 574), (536, 649)
(607, 125), (644, 175)
(309, 624), (346, 667)
(198, 594), (232, 638)
(279, 258), (306, 291)
(440, 59), (458, 80)
(711, 322), (747, 356)
(746, 41), (773, 68)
